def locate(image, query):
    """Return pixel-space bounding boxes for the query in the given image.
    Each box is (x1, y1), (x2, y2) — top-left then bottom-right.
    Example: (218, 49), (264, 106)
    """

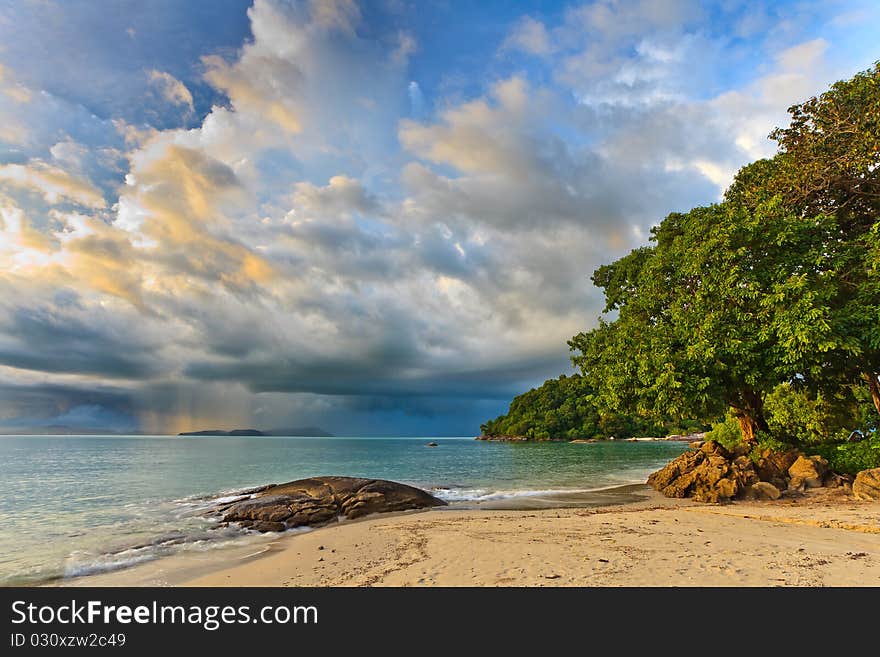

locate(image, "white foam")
(64, 551), (160, 578)
(432, 481), (644, 502)
(208, 494), (252, 505)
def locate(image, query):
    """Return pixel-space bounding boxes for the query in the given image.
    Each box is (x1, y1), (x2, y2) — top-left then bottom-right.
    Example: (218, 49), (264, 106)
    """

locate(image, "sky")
(0, 0), (878, 436)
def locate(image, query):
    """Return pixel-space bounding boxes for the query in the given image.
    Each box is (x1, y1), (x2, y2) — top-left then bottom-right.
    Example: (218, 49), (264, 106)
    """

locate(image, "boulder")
(743, 481), (781, 501)
(822, 472), (853, 489)
(648, 440), (855, 503)
(647, 441), (758, 503)
(647, 448), (705, 497)
(852, 468), (880, 501)
(217, 476), (447, 531)
(732, 455), (760, 488)
(787, 455), (829, 491)
(753, 448), (800, 490)
(693, 475), (737, 503)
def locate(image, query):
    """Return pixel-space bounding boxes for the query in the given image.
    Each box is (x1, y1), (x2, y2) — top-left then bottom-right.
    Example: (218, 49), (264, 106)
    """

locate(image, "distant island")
(178, 427), (334, 437)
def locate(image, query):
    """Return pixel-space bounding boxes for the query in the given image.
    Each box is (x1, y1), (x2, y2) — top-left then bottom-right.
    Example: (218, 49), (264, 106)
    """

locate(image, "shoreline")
(55, 485), (880, 587)
(46, 482), (654, 587)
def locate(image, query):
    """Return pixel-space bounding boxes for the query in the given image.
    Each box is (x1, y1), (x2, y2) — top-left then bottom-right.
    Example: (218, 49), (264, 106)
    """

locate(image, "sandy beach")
(66, 485), (880, 587)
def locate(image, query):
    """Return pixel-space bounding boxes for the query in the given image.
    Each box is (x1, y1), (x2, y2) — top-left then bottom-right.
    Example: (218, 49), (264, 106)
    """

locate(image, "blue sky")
(0, 0), (878, 435)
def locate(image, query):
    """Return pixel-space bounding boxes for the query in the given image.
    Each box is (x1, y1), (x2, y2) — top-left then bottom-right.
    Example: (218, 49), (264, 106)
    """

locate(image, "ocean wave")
(430, 481), (643, 502)
(61, 528), (274, 581)
(64, 550), (162, 578)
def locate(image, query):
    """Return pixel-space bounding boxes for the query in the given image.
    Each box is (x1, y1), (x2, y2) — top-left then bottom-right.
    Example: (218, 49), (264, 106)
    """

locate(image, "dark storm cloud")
(0, 306), (160, 379)
(0, 380), (137, 433)
(184, 348), (569, 400)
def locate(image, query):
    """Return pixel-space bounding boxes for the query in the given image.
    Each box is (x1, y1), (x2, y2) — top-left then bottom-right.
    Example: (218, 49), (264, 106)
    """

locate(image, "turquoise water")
(0, 435), (687, 585)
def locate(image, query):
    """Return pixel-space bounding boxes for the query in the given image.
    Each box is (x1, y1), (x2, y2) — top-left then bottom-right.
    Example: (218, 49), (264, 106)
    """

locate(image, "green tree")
(571, 63), (880, 442)
(740, 63), (880, 415)
(764, 382), (870, 445)
(570, 200), (843, 444)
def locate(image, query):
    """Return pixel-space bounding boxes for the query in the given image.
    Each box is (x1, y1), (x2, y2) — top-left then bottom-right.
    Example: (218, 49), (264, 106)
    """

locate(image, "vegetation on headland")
(480, 374), (704, 440)
(485, 62), (880, 473)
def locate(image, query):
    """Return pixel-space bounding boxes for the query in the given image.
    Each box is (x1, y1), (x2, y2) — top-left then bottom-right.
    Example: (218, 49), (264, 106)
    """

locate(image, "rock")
(251, 521), (286, 532)
(647, 448), (704, 496)
(700, 440), (731, 458)
(853, 468), (880, 500)
(217, 476), (447, 531)
(754, 448), (800, 490)
(693, 475), (737, 503)
(689, 440), (705, 449)
(788, 455), (829, 491)
(744, 481), (781, 500)
(732, 455), (760, 488)
(647, 441), (757, 503)
(426, 442), (438, 447)
(822, 472), (853, 489)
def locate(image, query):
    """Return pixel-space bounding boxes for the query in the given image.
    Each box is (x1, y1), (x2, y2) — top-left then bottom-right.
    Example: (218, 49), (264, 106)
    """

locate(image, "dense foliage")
(569, 200), (841, 442)
(764, 383), (877, 445)
(808, 435), (880, 475)
(479, 374), (697, 440)
(568, 62), (880, 448)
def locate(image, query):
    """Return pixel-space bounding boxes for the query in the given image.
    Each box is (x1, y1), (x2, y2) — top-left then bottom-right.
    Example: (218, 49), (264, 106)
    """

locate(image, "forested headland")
(483, 63), (880, 475)
(479, 374), (705, 440)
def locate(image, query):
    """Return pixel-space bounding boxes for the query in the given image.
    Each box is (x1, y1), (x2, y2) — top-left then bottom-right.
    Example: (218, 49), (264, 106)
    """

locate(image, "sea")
(0, 435), (687, 585)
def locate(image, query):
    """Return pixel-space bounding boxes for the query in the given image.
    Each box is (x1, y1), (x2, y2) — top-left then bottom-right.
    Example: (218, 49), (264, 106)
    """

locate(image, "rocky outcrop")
(647, 441), (759, 503)
(787, 455), (829, 491)
(853, 468), (880, 500)
(753, 448), (800, 490)
(214, 476), (447, 532)
(648, 440), (850, 504)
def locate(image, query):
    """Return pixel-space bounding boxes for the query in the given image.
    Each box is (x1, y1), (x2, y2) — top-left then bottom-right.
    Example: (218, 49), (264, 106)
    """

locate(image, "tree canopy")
(728, 62), (880, 415)
(567, 62), (880, 445)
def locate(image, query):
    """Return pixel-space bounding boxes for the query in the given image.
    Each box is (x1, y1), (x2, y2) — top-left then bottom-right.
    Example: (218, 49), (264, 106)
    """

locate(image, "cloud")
(290, 174), (380, 220)
(0, 290), (162, 379)
(308, 0), (361, 35)
(0, 62), (31, 104)
(776, 37), (829, 72)
(392, 31), (418, 66)
(502, 17), (552, 56)
(0, 161), (106, 208)
(147, 69), (195, 113)
(0, 377), (138, 433)
(561, 0), (705, 43)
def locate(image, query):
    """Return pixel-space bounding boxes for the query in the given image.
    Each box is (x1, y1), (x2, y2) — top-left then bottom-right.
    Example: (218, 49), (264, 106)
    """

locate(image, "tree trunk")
(730, 388), (769, 445)
(864, 372), (880, 415)
(733, 413), (770, 444)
